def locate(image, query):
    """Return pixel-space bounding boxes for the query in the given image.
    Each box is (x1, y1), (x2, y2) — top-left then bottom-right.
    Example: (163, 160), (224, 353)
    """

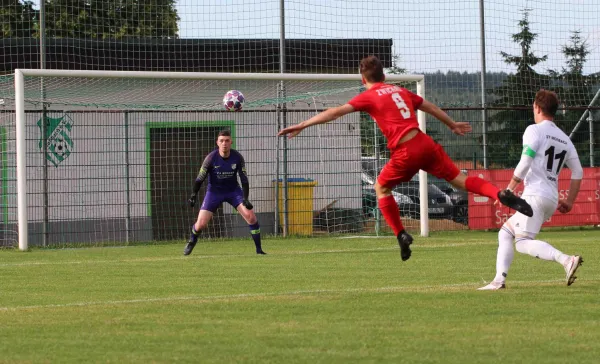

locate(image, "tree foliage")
(486, 10), (551, 168)
(384, 54), (406, 75)
(0, 0), (179, 39)
(549, 30), (599, 166)
(549, 30), (596, 107)
(0, 0), (37, 38)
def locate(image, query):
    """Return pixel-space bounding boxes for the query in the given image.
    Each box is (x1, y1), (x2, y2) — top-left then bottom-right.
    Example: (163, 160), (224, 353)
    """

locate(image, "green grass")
(1, 230), (599, 363)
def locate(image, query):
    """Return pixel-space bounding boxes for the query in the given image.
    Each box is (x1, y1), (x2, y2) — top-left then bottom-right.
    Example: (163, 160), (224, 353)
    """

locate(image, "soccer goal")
(11, 69), (427, 250)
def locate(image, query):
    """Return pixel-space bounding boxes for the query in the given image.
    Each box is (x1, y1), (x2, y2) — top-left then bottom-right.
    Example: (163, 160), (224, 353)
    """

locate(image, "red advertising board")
(468, 168), (600, 229)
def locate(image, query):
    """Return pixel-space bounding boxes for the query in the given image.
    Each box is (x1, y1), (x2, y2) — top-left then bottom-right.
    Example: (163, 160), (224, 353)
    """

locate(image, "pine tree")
(486, 10), (551, 167)
(550, 30), (598, 166)
(550, 30), (597, 107)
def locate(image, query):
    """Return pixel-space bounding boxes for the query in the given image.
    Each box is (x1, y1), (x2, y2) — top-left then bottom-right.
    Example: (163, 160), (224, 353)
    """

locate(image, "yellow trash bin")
(274, 178), (318, 235)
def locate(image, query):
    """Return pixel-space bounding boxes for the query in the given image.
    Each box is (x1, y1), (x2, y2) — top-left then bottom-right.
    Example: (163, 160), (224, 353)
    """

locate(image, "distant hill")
(407, 71), (510, 164)
(422, 71), (509, 108)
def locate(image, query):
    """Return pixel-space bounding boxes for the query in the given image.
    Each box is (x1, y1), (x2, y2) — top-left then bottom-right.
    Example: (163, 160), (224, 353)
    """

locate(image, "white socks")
(493, 227), (515, 283)
(493, 226), (571, 284)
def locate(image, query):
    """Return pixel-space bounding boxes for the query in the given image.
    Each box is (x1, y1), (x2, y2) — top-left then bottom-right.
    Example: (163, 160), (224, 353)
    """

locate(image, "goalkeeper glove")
(188, 193), (197, 207)
(242, 199), (253, 210)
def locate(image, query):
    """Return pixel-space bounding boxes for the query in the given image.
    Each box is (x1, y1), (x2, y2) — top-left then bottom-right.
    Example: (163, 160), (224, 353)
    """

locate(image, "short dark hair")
(535, 89), (559, 117)
(217, 129), (231, 138)
(359, 55), (385, 83)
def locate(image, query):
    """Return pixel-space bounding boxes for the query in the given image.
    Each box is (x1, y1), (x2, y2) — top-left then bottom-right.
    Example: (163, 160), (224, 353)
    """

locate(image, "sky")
(30, 0), (600, 74)
(173, 0), (600, 74)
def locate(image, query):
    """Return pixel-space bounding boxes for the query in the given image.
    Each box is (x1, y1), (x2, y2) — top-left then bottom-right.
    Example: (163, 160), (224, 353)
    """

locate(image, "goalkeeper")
(184, 129), (265, 256)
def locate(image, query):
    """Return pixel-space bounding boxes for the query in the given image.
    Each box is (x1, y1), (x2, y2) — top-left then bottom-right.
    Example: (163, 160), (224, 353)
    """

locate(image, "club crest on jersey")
(231, 163), (236, 170)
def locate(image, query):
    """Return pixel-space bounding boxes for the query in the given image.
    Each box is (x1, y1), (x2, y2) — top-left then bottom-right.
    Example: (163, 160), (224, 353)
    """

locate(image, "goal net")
(9, 70), (428, 249)
(0, 102), (18, 248)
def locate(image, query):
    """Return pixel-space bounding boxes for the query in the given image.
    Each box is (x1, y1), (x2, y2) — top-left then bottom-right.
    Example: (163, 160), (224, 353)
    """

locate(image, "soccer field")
(1, 230), (598, 363)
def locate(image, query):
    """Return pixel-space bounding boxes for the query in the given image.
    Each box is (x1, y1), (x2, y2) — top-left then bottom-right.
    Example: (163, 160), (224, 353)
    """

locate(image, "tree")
(485, 10), (551, 168)
(119, 0), (180, 38)
(0, 0), (38, 38)
(47, 0), (179, 39)
(549, 30), (596, 107)
(493, 10), (550, 107)
(43, 0), (90, 38)
(1, 0), (180, 39)
(549, 30), (599, 166)
(384, 54), (406, 75)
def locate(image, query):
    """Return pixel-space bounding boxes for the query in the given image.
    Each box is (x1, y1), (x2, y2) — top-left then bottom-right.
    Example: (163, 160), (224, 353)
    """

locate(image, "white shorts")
(506, 195), (557, 237)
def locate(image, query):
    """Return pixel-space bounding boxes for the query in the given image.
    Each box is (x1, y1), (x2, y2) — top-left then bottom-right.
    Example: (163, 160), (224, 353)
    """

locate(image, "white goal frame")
(14, 69), (428, 250)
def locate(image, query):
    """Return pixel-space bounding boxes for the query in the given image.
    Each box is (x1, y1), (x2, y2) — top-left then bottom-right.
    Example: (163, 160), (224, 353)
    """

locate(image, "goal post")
(15, 70), (28, 251)
(416, 80), (428, 238)
(13, 69), (427, 251)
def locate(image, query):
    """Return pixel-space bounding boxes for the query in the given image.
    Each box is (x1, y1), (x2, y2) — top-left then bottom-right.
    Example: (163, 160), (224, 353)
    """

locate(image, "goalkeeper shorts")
(200, 188), (245, 212)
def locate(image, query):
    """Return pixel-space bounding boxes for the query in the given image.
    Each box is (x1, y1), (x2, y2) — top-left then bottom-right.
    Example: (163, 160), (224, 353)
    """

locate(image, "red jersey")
(348, 83), (423, 150)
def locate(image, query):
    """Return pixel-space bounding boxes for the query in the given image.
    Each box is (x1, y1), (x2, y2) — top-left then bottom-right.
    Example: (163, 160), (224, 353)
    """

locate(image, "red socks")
(465, 176), (500, 200)
(378, 195), (404, 236)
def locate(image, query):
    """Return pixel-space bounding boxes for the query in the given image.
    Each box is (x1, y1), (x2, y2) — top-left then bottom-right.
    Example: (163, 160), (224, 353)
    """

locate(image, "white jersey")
(521, 120), (580, 203)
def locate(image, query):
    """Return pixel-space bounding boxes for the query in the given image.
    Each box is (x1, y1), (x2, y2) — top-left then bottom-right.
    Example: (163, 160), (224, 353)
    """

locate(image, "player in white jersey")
(479, 90), (584, 290)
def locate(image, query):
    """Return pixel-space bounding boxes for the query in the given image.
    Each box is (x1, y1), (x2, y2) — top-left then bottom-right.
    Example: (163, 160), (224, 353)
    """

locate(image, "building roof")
(1, 38), (393, 73)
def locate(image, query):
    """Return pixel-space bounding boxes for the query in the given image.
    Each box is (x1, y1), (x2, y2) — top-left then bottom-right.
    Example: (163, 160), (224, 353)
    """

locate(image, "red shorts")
(377, 131), (460, 188)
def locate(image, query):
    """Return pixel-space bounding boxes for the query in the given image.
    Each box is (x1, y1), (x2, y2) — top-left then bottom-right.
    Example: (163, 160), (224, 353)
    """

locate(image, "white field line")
(337, 236), (487, 241)
(0, 242), (496, 267)
(1, 278), (589, 312)
(337, 236), (398, 239)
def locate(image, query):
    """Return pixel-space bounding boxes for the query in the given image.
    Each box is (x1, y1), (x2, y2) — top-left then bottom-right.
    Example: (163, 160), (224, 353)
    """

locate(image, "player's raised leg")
(450, 173), (533, 217)
(512, 196), (582, 285)
(483, 195), (583, 288)
(416, 133), (532, 217)
(515, 237), (583, 285)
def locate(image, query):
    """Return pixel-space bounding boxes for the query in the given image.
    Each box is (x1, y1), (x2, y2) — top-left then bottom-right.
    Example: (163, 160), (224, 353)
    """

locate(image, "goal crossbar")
(16, 69), (425, 82)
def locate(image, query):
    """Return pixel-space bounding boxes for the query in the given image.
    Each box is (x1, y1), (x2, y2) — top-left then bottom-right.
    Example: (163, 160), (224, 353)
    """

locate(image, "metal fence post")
(590, 112), (594, 167)
(479, 0), (488, 169)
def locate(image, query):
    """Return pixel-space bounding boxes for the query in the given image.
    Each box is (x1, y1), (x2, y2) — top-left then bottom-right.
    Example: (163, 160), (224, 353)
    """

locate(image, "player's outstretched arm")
(278, 104), (355, 139)
(418, 100), (472, 136)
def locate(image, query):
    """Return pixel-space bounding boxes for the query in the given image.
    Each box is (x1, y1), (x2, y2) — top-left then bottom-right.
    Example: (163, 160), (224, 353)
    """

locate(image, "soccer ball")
(223, 90), (245, 111)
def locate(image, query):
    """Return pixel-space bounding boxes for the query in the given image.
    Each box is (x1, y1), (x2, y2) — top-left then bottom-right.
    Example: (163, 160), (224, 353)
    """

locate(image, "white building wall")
(4, 109), (362, 223)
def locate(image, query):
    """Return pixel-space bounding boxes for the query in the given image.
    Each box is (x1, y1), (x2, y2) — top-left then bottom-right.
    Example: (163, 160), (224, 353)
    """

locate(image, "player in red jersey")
(278, 56), (532, 261)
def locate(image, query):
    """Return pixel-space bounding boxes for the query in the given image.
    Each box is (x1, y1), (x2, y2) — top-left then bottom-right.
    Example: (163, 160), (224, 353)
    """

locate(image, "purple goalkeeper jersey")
(196, 149), (248, 193)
